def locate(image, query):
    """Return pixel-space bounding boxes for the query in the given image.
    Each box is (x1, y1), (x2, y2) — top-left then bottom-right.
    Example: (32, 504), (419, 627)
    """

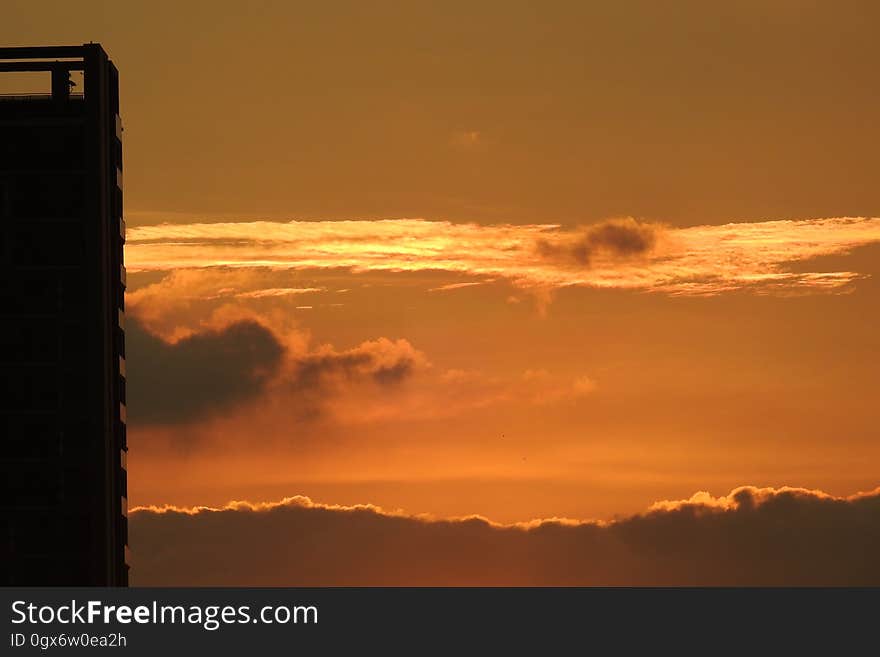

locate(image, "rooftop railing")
(0, 93), (85, 102)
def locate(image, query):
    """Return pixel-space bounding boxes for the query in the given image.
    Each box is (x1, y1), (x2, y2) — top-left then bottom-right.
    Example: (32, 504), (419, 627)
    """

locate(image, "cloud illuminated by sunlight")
(125, 216), (880, 296)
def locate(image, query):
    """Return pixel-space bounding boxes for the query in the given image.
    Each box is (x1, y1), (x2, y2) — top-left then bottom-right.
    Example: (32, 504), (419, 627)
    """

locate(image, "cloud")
(125, 269), (325, 339)
(289, 338), (427, 391)
(125, 282), (590, 433)
(428, 280), (492, 292)
(310, 366), (597, 428)
(125, 295), (594, 436)
(124, 216), (880, 296)
(535, 217), (659, 266)
(128, 484), (880, 585)
(126, 319), (284, 425)
(450, 130), (483, 150)
(126, 309), (433, 431)
(235, 287), (324, 299)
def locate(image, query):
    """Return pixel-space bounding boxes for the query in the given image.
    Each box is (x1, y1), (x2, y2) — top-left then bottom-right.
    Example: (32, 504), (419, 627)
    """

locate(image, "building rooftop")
(0, 45), (102, 103)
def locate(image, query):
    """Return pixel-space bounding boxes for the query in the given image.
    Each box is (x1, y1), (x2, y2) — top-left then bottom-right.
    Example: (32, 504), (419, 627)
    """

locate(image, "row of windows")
(0, 557), (96, 587)
(0, 512), (96, 550)
(0, 320), (92, 364)
(0, 125), (86, 170)
(1, 220), (87, 267)
(0, 174), (87, 219)
(0, 272), (121, 316)
(1, 422), (62, 460)
(0, 368), (97, 411)
(0, 465), (100, 508)
(0, 417), (115, 456)
(0, 274), (63, 315)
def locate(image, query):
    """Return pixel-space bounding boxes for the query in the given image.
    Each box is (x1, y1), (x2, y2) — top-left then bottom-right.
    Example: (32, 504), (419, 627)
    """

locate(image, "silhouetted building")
(0, 45), (128, 585)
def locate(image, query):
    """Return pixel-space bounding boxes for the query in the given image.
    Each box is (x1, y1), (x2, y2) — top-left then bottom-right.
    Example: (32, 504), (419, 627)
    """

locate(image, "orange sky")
(120, 220), (880, 521)
(5, 2), (879, 529)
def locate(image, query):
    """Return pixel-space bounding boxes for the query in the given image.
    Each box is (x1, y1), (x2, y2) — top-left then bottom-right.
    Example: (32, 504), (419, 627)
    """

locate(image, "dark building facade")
(0, 45), (128, 585)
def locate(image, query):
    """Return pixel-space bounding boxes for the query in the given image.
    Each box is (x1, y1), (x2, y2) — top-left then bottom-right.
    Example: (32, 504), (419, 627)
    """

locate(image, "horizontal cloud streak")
(129, 484), (880, 585)
(125, 217), (880, 295)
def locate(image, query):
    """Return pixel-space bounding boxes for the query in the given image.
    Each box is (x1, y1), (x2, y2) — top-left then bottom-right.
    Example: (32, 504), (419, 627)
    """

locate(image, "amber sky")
(5, 2), (880, 582)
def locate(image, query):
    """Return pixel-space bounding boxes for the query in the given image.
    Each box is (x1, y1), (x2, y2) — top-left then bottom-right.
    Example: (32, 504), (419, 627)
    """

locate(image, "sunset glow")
(8, 0), (879, 586)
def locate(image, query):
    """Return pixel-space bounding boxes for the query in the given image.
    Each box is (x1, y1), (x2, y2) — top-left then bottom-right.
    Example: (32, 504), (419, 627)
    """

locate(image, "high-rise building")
(0, 45), (128, 585)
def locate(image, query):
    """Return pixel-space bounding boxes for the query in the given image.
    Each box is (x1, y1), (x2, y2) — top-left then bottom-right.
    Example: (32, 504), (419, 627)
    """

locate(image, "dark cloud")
(276, 339), (423, 422)
(371, 359), (415, 385)
(126, 319), (423, 433)
(289, 339), (421, 391)
(129, 486), (880, 585)
(126, 319), (283, 425)
(536, 218), (660, 267)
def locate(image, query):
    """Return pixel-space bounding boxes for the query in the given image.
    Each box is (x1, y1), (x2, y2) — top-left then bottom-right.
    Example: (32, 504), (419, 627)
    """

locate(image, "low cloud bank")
(129, 485), (880, 585)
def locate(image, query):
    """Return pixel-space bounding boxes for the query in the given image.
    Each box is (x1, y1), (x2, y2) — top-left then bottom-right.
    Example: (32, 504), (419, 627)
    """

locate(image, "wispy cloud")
(428, 280), (493, 292)
(126, 217), (880, 295)
(235, 287), (324, 299)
